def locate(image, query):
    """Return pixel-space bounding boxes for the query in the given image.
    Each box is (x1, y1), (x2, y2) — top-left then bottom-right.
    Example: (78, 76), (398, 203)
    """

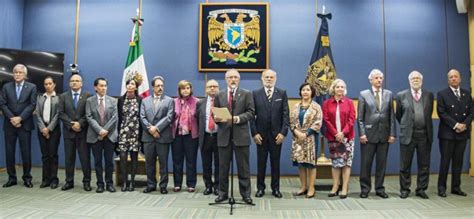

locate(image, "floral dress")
(117, 97), (140, 152)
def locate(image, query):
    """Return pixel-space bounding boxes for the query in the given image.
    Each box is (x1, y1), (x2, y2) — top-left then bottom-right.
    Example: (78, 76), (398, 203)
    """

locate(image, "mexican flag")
(121, 15), (150, 98)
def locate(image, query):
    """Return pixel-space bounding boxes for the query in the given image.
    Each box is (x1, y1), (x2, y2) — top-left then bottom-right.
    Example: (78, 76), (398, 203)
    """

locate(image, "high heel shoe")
(293, 190), (308, 196)
(306, 192), (315, 199)
(121, 183), (128, 192)
(339, 194), (348, 199)
(128, 180), (135, 192)
(328, 190), (339, 197)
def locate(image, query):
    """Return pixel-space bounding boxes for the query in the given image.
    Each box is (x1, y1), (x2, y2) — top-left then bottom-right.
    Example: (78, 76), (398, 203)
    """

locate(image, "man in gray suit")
(58, 73), (92, 191)
(396, 71), (433, 199)
(85, 77), (118, 193)
(214, 69), (255, 204)
(358, 69), (396, 199)
(0, 64), (37, 188)
(140, 76), (174, 194)
(196, 79), (220, 196)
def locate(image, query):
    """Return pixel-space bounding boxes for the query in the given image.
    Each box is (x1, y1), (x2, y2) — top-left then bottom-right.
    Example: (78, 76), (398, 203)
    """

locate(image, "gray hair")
(225, 69), (240, 78)
(262, 69), (277, 77)
(328, 79), (347, 96)
(13, 64), (28, 77)
(368, 68), (384, 80)
(408, 70), (423, 80)
(206, 79), (219, 86)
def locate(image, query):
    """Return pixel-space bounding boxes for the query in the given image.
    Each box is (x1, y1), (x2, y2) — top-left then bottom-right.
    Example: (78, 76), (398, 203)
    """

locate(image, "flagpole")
(73, 0), (81, 64)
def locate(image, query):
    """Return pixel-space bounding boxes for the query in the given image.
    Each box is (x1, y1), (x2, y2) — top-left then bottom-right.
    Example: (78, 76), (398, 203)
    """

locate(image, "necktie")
(208, 98), (215, 131)
(375, 90), (381, 111)
(154, 97), (160, 112)
(99, 97), (106, 126)
(228, 90), (233, 110)
(16, 84), (22, 100)
(454, 90), (461, 101)
(414, 91), (420, 102)
(267, 89), (272, 102)
(73, 93), (79, 108)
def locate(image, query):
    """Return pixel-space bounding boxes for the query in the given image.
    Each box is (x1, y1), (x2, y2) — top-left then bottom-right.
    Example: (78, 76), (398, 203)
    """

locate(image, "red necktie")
(228, 90), (233, 109)
(208, 98), (215, 131)
(414, 91), (420, 102)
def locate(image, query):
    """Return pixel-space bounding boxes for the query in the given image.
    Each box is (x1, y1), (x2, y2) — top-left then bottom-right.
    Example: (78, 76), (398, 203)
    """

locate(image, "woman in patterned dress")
(290, 83), (322, 198)
(323, 79), (356, 199)
(117, 79), (142, 192)
(171, 80), (199, 193)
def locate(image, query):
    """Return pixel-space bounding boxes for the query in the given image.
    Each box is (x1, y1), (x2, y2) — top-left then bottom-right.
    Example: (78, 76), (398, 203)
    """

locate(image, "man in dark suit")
(250, 69), (289, 198)
(35, 76), (61, 189)
(214, 69), (255, 204)
(86, 78), (118, 193)
(58, 73), (92, 191)
(437, 69), (473, 197)
(196, 79), (220, 196)
(0, 64), (37, 188)
(395, 71), (433, 199)
(140, 76), (174, 194)
(357, 69), (396, 199)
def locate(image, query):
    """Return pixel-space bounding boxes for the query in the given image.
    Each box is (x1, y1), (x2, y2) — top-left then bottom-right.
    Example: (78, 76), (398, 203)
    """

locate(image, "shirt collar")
(332, 96), (345, 103)
(449, 86), (459, 93)
(372, 86), (382, 94)
(97, 94), (106, 101)
(16, 81), (24, 87)
(43, 91), (56, 97)
(411, 88), (422, 95)
(71, 89), (81, 95)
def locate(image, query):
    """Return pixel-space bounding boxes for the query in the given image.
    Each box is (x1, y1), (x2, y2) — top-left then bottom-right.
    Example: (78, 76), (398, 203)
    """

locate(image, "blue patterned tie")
(16, 84), (21, 100)
(73, 93), (79, 108)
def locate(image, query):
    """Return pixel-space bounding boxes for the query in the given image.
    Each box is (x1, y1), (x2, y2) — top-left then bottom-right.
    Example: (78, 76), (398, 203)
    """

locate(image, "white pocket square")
(275, 99), (282, 102)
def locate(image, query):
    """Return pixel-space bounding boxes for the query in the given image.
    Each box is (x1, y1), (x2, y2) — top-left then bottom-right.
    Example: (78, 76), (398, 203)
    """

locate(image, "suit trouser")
(37, 126), (61, 184)
(218, 144), (251, 198)
(171, 134), (198, 188)
(4, 127), (32, 182)
(360, 142), (389, 193)
(399, 131), (431, 193)
(201, 133), (219, 189)
(437, 139), (467, 192)
(256, 132), (282, 191)
(91, 138), (115, 186)
(144, 141), (170, 189)
(64, 136), (91, 184)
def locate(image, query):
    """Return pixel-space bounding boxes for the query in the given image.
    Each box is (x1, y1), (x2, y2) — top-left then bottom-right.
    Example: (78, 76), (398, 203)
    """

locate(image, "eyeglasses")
(206, 85), (218, 88)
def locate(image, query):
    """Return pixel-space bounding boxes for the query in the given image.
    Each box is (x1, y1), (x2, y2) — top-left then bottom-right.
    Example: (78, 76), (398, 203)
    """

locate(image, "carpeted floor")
(0, 167), (473, 218)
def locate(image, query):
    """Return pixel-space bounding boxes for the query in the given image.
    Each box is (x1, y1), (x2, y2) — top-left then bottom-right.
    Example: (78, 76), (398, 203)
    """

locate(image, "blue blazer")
(0, 81), (37, 131)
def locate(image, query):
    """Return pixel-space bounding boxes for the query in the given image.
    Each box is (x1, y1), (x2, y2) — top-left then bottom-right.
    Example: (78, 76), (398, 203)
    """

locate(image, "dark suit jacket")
(58, 90), (91, 139)
(0, 81), (37, 131)
(214, 87), (255, 147)
(437, 87), (474, 140)
(196, 96), (212, 149)
(117, 94), (143, 144)
(35, 93), (60, 131)
(357, 88), (396, 143)
(250, 87), (289, 139)
(395, 89), (434, 145)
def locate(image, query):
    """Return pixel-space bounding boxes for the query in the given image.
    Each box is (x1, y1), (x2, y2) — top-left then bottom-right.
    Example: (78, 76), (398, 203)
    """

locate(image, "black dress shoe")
(83, 183), (92, 192)
(50, 182), (58, 189)
(3, 180), (17, 188)
(376, 191), (389, 199)
(24, 181), (33, 188)
(215, 195), (228, 203)
(415, 191), (429, 199)
(400, 191), (409, 199)
(272, 190), (283, 198)
(143, 187), (156, 193)
(360, 192), (368, 198)
(203, 187), (213, 195)
(451, 190), (467, 196)
(255, 190), (265, 197)
(61, 183), (74, 191)
(106, 185), (116, 193)
(213, 189), (219, 196)
(438, 191), (447, 198)
(40, 182), (50, 188)
(160, 188), (168, 194)
(293, 190), (307, 196)
(243, 196), (253, 204)
(96, 186), (105, 193)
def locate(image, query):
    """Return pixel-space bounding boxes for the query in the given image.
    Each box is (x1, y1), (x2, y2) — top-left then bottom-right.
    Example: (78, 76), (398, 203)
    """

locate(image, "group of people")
(0, 64), (470, 204)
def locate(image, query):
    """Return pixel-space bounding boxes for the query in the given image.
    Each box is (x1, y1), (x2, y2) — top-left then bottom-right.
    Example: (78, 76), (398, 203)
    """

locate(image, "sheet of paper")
(212, 107), (232, 120)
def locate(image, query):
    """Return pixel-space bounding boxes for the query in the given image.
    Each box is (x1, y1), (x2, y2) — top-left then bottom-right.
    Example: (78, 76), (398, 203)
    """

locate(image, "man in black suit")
(58, 73), (92, 191)
(395, 71), (433, 199)
(214, 69), (255, 204)
(251, 69), (289, 198)
(437, 69), (473, 197)
(0, 64), (37, 188)
(196, 79), (220, 196)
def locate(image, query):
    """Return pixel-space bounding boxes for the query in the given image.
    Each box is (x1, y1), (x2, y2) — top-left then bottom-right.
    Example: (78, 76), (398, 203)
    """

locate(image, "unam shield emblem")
(224, 23), (245, 49)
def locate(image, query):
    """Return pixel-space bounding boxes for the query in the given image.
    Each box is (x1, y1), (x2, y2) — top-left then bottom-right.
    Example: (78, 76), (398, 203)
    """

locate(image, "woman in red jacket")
(322, 79), (356, 199)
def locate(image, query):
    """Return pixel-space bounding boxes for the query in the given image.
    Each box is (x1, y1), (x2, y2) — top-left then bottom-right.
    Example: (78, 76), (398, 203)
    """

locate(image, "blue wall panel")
(1, 0), (470, 178)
